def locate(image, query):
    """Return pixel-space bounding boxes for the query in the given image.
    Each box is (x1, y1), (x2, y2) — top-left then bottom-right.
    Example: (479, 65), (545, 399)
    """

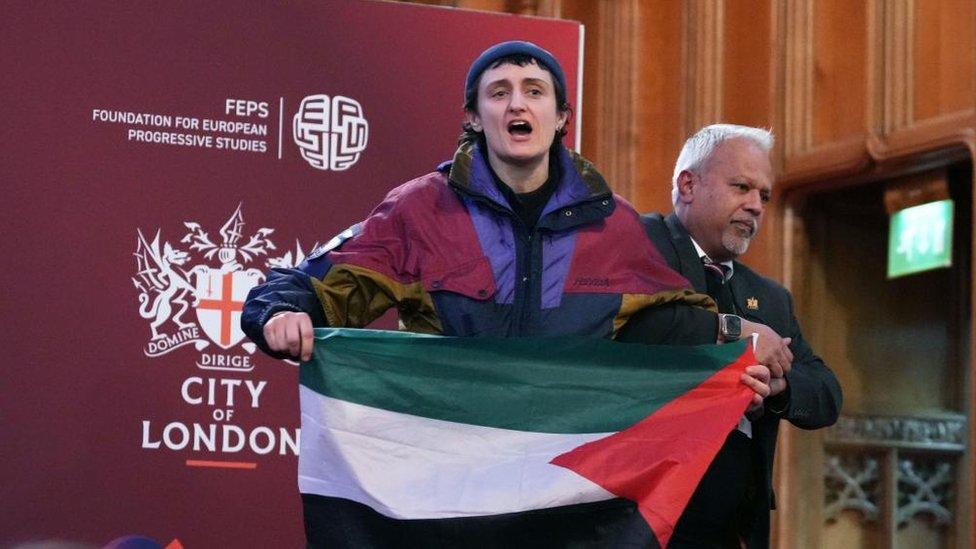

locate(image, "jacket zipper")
(452, 183), (612, 336)
(455, 190), (535, 336)
(512, 220), (534, 335)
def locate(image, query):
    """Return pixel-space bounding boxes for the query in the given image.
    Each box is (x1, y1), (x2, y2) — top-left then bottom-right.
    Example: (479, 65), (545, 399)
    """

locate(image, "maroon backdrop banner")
(1, 2), (580, 546)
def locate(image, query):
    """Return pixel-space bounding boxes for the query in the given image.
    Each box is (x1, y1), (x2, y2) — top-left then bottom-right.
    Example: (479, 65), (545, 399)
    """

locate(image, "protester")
(242, 42), (777, 547)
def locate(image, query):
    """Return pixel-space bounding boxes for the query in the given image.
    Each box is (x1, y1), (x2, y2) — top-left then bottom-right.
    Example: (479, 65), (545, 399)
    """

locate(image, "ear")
(465, 109), (482, 132)
(676, 170), (697, 204)
(556, 110), (569, 131)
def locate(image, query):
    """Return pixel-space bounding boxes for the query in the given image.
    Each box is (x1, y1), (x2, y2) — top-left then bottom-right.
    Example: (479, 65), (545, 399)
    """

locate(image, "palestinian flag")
(299, 328), (756, 548)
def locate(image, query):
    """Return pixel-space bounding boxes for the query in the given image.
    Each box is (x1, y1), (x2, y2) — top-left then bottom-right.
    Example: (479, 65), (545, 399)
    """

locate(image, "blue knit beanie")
(464, 41), (567, 105)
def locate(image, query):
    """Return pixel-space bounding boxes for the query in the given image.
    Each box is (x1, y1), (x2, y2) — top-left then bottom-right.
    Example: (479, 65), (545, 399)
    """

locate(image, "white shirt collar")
(690, 237), (734, 281)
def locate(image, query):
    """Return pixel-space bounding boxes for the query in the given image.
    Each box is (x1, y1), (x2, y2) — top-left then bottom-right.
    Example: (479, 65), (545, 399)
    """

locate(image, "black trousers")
(667, 430), (757, 548)
(303, 494), (659, 548)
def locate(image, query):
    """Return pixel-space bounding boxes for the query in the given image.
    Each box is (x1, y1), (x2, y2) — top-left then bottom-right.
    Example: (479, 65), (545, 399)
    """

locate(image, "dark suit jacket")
(640, 212), (842, 548)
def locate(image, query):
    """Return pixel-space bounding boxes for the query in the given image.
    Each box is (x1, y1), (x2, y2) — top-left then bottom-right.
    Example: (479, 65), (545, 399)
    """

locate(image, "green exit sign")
(888, 199), (953, 279)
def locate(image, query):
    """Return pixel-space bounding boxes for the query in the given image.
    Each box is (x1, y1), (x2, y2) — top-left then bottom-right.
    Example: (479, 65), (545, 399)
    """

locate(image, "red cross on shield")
(193, 267), (263, 349)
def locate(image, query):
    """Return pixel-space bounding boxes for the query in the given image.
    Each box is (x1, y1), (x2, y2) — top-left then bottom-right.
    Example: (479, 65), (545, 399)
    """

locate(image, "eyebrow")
(731, 177), (772, 195)
(483, 77), (552, 89)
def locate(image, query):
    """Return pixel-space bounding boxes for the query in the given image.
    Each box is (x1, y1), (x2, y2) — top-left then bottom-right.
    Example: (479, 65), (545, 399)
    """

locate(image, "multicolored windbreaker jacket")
(241, 142), (711, 358)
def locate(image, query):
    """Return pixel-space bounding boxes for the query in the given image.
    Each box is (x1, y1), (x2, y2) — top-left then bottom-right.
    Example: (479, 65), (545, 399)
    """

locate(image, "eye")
(490, 89), (508, 99)
(760, 191), (771, 204)
(527, 87), (543, 96)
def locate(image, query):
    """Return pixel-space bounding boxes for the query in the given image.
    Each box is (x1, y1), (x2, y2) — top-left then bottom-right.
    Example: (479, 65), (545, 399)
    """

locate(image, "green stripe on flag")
(300, 328), (749, 434)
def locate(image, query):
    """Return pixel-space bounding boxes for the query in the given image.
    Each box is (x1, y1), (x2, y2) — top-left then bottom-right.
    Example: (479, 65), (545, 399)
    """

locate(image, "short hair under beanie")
(464, 40), (567, 104)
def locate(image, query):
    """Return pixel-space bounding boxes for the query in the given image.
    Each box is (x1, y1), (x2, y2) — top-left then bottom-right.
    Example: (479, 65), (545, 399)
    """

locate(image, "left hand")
(741, 319), (793, 378)
(768, 376), (788, 398)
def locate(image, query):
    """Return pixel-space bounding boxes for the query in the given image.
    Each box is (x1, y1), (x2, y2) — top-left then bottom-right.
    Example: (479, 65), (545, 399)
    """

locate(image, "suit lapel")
(730, 264), (767, 320)
(728, 264), (750, 317)
(664, 213), (708, 293)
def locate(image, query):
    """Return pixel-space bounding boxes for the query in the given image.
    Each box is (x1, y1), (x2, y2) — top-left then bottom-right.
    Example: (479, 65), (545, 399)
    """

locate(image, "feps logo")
(132, 204), (315, 369)
(293, 94), (369, 171)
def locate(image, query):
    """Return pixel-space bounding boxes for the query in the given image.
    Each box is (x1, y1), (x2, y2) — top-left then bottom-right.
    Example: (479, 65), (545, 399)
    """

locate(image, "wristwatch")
(718, 314), (742, 342)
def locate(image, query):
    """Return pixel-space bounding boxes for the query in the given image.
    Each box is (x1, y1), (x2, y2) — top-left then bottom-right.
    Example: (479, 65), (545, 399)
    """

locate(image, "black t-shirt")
(489, 154), (560, 231)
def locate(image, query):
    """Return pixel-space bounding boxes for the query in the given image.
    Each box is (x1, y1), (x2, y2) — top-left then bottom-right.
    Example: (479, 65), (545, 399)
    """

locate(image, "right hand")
(741, 364), (772, 409)
(741, 319), (793, 379)
(264, 311), (314, 361)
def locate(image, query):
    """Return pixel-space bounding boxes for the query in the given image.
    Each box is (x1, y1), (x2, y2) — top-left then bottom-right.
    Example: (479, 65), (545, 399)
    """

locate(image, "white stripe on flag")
(299, 386), (615, 519)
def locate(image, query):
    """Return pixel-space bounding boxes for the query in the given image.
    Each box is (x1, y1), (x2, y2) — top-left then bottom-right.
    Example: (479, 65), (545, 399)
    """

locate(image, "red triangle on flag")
(551, 347), (756, 548)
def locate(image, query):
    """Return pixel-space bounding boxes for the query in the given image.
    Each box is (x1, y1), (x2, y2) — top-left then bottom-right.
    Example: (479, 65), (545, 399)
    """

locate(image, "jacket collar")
(441, 140), (615, 229)
(663, 213), (709, 293)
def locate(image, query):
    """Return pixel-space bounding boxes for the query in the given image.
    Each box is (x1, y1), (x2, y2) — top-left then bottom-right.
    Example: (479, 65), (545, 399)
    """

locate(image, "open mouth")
(507, 120), (533, 136)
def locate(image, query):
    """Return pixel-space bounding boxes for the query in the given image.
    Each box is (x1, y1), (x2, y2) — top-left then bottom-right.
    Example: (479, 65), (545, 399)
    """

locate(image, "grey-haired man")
(629, 124), (842, 548)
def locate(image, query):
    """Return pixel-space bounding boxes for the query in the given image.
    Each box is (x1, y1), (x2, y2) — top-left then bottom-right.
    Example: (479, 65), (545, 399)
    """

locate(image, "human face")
(466, 60), (567, 170)
(677, 138), (773, 262)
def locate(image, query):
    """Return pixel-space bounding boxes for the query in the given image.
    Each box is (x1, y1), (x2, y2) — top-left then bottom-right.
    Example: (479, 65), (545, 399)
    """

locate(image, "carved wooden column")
(683, 0), (725, 136)
(774, 3), (822, 546)
(779, 0), (813, 160)
(585, 0), (641, 200)
(882, 0), (914, 134)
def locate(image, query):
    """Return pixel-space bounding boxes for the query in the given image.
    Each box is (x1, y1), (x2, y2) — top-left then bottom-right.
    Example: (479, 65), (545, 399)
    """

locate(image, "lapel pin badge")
(747, 297), (759, 310)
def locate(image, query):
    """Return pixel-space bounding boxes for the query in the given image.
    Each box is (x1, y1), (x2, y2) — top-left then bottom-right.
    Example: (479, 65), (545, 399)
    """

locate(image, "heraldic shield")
(193, 266), (264, 349)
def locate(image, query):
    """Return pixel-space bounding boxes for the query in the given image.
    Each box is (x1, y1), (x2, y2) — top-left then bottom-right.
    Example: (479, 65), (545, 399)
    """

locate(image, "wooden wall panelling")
(721, 0), (773, 131)
(912, 0), (976, 125)
(866, 0), (884, 145)
(780, 0), (976, 186)
(883, 0), (913, 134)
(683, 0), (724, 135)
(870, 0), (976, 172)
(812, 0), (871, 146)
(874, 0), (976, 166)
(780, 0), (813, 160)
(779, 190), (832, 549)
(589, 0), (641, 202)
(773, 201), (799, 549)
(629, 0), (684, 214)
(779, 0), (876, 184)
